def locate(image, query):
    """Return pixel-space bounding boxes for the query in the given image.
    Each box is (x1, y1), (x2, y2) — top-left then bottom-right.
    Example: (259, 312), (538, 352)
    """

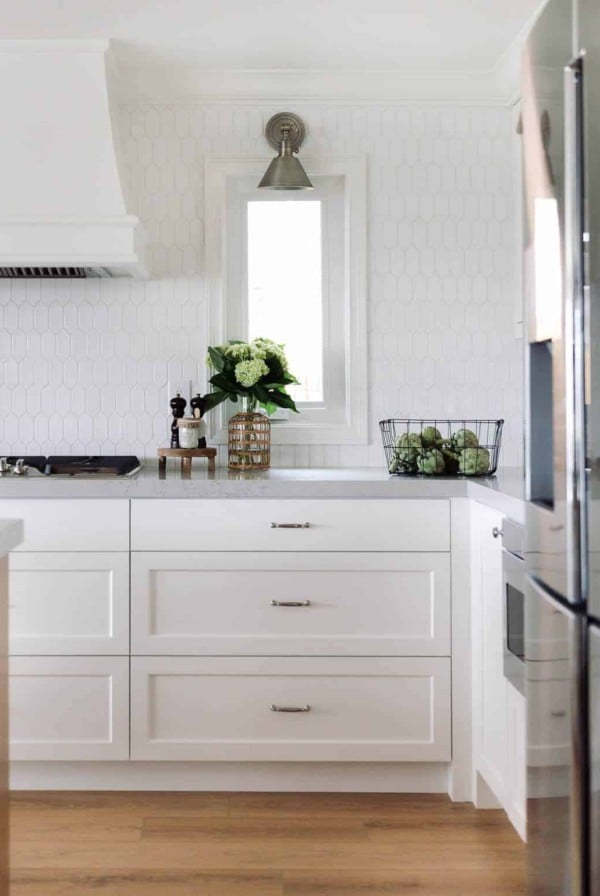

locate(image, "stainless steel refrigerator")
(523, 0), (600, 894)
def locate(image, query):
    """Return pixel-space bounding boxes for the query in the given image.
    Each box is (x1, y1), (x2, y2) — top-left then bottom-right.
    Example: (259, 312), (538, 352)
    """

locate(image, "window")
(205, 155), (367, 444)
(247, 200), (323, 404)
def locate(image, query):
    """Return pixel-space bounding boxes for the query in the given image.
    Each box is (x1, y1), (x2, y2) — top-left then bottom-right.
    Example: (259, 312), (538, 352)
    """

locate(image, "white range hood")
(0, 40), (147, 278)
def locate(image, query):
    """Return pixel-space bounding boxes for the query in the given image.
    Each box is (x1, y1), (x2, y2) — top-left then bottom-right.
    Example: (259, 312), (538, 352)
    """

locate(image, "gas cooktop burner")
(1, 456), (141, 477)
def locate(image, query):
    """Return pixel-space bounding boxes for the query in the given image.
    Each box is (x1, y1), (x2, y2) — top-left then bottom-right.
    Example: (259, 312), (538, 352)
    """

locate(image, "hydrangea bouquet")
(203, 338), (300, 415)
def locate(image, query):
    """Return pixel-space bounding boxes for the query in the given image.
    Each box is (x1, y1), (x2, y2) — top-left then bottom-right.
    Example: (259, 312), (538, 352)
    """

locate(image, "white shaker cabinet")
(6, 500), (130, 761)
(471, 501), (526, 840)
(9, 553), (129, 655)
(131, 551), (451, 657)
(129, 497), (453, 765)
(130, 656), (451, 762)
(130, 498), (450, 552)
(9, 656), (129, 761)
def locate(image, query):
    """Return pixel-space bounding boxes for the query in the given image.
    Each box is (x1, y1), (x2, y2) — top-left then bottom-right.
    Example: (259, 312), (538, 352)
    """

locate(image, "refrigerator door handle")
(564, 55), (587, 606)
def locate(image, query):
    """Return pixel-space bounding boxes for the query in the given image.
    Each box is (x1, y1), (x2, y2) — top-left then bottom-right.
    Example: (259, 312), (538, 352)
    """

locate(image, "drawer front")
(130, 656), (451, 762)
(9, 553), (129, 655)
(2, 500), (129, 552)
(9, 656), (129, 761)
(131, 499), (450, 552)
(131, 552), (451, 656)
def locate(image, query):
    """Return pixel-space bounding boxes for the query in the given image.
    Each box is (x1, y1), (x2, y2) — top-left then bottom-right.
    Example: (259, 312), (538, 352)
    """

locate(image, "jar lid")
(177, 416), (202, 427)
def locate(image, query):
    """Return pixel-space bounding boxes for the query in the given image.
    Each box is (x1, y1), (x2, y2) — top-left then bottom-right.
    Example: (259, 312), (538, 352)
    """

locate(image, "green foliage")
(202, 339), (300, 415)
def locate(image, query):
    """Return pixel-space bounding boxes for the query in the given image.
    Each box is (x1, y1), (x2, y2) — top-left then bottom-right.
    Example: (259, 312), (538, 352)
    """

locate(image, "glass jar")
(177, 416), (205, 449)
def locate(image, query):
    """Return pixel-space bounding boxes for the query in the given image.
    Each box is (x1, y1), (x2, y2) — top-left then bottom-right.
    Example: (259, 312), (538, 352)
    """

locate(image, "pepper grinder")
(170, 392), (187, 448)
(189, 393), (207, 449)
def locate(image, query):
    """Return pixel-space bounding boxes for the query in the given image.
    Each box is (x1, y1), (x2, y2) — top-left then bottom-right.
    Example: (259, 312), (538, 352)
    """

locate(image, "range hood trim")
(0, 215), (147, 277)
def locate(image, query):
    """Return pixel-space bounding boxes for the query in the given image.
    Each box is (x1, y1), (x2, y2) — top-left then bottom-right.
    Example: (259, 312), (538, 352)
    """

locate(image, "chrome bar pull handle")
(271, 600), (311, 607)
(269, 522), (311, 529)
(270, 704), (311, 713)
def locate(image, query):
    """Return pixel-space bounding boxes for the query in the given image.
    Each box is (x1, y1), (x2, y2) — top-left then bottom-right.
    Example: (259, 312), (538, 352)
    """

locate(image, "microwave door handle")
(564, 56), (587, 606)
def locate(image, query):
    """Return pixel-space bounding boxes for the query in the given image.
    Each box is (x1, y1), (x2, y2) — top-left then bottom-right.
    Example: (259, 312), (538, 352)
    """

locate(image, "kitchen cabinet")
(0, 500), (128, 552)
(131, 551), (451, 657)
(5, 500), (130, 761)
(9, 656), (129, 761)
(131, 498), (450, 552)
(9, 553), (129, 655)
(471, 501), (526, 840)
(130, 656), (451, 762)
(129, 496), (453, 765)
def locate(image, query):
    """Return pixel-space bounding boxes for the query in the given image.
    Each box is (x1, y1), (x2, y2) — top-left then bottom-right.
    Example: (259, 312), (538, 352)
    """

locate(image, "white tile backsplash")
(0, 102), (523, 468)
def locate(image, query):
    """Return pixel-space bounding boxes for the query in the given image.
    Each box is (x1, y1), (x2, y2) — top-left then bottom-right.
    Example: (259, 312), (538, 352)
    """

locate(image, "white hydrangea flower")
(235, 358), (269, 388)
(225, 342), (252, 361)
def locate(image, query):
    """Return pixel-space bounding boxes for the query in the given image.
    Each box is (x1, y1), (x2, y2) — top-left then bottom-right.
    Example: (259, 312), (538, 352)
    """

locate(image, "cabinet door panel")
(3, 500), (129, 552)
(9, 657), (129, 761)
(131, 552), (450, 656)
(130, 656), (451, 762)
(131, 499), (450, 552)
(9, 553), (129, 655)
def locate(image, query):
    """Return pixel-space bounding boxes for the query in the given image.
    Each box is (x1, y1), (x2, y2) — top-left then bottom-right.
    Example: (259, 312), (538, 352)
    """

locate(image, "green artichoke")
(392, 432), (422, 471)
(417, 449), (446, 475)
(452, 428), (479, 449)
(459, 447), (490, 475)
(421, 426), (443, 449)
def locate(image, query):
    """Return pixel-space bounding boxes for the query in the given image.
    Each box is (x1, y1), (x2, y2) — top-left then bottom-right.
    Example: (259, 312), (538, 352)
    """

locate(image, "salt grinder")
(170, 392), (187, 448)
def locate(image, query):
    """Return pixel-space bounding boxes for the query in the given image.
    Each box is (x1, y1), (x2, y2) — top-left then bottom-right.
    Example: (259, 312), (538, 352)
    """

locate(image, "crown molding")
(115, 65), (512, 107)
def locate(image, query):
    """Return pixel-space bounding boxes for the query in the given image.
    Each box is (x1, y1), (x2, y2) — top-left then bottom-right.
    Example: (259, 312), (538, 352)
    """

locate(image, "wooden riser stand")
(157, 448), (217, 477)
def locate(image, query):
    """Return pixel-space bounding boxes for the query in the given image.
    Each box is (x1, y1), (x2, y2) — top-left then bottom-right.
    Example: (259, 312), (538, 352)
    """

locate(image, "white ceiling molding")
(492, 0), (549, 106)
(116, 65), (511, 107)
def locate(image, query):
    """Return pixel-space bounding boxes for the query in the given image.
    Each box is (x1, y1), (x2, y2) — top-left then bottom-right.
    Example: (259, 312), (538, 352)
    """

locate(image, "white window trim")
(204, 154), (368, 445)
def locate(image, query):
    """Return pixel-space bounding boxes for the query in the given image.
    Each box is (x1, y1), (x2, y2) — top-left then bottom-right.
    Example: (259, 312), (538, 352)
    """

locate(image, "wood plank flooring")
(9, 792), (525, 895)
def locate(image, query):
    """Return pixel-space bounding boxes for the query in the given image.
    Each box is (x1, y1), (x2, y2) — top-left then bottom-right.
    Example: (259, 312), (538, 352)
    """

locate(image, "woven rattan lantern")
(228, 409), (271, 471)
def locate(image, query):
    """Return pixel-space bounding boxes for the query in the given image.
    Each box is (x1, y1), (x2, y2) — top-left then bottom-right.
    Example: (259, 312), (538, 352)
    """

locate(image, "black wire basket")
(379, 419), (504, 477)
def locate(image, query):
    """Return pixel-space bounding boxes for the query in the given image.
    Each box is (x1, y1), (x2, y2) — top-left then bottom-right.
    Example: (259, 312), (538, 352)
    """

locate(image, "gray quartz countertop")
(0, 463), (525, 518)
(0, 520), (24, 555)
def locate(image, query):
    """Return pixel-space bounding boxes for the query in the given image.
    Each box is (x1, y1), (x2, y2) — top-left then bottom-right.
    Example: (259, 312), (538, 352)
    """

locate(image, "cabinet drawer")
(130, 656), (451, 762)
(131, 499), (450, 552)
(9, 656), (129, 761)
(131, 552), (450, 656)
(9, 553), (129, 655)
(2, 500), (129, 552)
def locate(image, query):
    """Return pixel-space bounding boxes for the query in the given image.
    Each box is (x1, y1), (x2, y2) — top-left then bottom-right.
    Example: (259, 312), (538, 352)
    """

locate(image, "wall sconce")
(258, 112), (313, 190)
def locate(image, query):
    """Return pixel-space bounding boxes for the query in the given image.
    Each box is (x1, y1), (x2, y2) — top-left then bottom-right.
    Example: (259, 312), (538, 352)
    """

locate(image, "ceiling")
(0, 0), (545, 70)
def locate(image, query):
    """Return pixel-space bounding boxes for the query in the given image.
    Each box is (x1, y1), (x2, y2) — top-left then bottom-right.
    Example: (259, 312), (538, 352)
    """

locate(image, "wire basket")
(379, 419), (504, 477)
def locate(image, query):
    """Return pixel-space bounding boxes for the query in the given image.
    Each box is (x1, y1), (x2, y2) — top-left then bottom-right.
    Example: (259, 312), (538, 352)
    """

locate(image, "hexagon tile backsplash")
(0, 102), (523, 469)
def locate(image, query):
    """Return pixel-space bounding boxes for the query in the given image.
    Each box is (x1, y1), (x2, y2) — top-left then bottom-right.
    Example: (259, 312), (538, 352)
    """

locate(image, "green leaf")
(267, 389), (299, 413)
(202, 390), (229, 411)
(253, 383), (272, 404)
(210, 372), (240, 394)
(207, 346), (225, 372)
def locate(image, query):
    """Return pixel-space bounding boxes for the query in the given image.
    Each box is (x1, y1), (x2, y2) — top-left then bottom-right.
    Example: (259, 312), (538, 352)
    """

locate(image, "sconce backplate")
(264, 113), (307, 153)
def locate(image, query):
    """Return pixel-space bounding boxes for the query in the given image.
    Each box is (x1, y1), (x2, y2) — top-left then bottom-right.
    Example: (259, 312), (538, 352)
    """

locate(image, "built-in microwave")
(502, 519), (525, 696)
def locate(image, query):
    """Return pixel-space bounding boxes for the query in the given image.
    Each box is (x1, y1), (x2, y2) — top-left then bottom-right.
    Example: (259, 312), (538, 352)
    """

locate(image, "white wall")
(0, 101), (523, 468)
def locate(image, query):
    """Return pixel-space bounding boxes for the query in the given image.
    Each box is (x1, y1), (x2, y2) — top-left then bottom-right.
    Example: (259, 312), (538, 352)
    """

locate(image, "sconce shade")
(258, 153), (313, 190)
(258, 112), (313, 190)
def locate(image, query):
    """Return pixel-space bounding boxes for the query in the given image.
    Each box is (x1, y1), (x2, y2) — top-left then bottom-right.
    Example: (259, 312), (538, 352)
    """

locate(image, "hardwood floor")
(9, 792), (525, 895)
